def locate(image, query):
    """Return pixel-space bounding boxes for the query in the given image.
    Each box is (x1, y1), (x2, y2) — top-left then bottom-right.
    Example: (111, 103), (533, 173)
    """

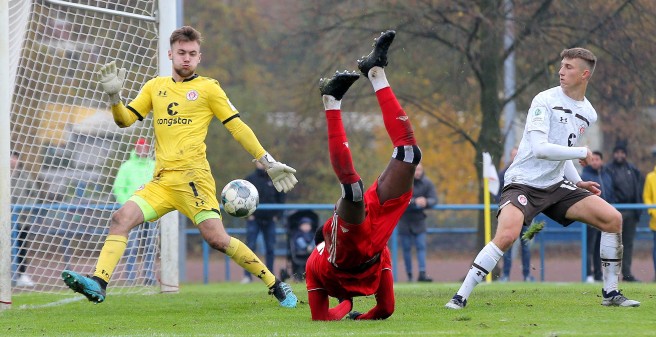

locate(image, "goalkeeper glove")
(257, 153), (298, 193)
(98, 60), (126, 106)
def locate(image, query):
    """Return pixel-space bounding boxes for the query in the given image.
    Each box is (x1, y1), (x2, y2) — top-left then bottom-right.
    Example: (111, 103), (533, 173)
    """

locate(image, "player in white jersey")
(506, 86), (597, 188)
(445, 47), (640, 309)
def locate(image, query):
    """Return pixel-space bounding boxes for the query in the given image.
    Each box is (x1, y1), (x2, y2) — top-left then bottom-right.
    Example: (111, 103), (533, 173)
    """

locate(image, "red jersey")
(305, 180), (412, 299)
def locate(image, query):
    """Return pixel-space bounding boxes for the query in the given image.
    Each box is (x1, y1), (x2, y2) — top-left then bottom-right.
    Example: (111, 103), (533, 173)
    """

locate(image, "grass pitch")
(1, 282), (652, 336)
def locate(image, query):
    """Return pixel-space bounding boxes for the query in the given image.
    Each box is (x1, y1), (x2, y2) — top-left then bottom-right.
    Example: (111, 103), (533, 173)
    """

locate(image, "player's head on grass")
(168, 26), (202, 81)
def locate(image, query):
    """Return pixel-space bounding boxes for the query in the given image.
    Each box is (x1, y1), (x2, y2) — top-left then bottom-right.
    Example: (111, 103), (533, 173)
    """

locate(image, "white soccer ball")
(221, 179), (259, 218)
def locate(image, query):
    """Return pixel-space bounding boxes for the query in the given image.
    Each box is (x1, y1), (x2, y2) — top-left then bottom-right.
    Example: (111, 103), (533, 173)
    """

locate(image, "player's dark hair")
(592, 150), (603, 159)
(170, 26), (202, 46)
(561, 47), (596, 75)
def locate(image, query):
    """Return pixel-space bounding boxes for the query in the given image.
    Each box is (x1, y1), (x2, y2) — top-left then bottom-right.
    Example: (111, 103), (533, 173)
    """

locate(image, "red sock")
(326, 110), (360, 184)
(375, 87), (416, 146)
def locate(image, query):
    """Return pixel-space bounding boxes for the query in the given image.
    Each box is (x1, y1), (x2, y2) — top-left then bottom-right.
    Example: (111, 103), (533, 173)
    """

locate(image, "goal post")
(2, 0), (179, 307)
(156, 0), (179, 295)
(1, 0), (15, 310)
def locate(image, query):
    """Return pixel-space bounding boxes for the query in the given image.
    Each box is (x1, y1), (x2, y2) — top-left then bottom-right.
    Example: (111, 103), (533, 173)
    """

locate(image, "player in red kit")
(305, 30), (422, 321)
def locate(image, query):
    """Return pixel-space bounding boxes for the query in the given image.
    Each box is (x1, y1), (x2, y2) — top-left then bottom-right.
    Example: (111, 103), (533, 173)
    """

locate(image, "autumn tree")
(291, 0), (656, 247)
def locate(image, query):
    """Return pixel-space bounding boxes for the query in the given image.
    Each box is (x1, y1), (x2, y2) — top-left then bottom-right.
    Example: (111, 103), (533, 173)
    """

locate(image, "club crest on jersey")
(186, 90), (199, 101)
(579, 126), (586, 135)
(530, 107), (544, 123)
(518, 195), (528, 206)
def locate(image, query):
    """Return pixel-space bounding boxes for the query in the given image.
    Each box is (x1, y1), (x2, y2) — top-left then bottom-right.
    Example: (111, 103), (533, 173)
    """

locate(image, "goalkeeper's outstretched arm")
(97, 61), (140, 128)
(111, 104), (140, 128)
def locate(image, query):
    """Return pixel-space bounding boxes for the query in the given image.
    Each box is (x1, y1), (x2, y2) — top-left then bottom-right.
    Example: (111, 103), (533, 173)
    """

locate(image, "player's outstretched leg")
(268, 279), (298, 308)
(320, 70), (365, 224)
(359, 30), (420, 203)
(357, 30), (396, 77)
(61, 270), (106, 303)
(220, 235), (298, 308)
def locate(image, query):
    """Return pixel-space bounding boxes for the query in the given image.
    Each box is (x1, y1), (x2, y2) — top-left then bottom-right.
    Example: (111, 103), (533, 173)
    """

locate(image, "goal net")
(5, 0), (176, 298)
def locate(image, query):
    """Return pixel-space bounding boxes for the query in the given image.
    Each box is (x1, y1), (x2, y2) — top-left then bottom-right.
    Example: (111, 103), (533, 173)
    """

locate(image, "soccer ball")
(221, 179), (259, 218)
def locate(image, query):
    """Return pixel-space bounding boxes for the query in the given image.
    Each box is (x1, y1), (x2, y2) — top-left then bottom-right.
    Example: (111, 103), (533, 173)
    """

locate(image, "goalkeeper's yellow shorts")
(131, 169), (222, 225)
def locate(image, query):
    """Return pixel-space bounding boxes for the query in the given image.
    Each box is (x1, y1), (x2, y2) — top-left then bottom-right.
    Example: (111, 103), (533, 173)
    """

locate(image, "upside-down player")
(61, 26), (298, 308)
(305, 30), (421, 320)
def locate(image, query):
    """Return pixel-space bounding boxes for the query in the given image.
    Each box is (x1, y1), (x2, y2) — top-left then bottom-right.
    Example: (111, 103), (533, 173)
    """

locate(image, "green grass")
(1, 282), (653, 336)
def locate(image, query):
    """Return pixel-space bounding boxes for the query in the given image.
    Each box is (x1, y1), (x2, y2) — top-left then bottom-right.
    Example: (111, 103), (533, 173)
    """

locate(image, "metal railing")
(192, 203), (653, 283)
(9, 203), (653, 283)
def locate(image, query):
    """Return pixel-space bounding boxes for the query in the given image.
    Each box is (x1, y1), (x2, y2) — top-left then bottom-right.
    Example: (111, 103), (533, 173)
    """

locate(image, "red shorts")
(305, 180), (412, 298)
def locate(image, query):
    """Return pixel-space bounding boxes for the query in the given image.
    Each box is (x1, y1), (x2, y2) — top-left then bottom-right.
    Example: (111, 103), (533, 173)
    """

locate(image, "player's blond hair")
(170, 26), (202, 47)
(561, 47), (597, 75)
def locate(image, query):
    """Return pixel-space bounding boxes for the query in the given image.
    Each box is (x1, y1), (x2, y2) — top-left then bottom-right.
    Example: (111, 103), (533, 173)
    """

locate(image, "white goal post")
(1, 0), (179, 309)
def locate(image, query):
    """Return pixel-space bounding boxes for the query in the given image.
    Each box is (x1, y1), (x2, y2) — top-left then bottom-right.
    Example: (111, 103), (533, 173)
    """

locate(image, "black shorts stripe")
(189, 182), (199, 197)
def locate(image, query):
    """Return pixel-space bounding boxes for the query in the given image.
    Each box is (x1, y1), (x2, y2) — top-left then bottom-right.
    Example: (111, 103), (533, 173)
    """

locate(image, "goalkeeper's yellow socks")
(225, 237), (276, 288)
(93, 234), (128, 284)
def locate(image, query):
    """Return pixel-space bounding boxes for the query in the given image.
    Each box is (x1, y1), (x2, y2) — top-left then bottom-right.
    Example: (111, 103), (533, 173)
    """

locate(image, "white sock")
(600, 232), (622, 294)
(322, 95), (341, 110)
(456, 242), (503, 300)
(368, 67), (390, 92)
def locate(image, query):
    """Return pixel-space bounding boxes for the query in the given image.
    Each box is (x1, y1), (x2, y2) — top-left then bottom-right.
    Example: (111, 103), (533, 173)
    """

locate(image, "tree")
(292, 0), (656, 247)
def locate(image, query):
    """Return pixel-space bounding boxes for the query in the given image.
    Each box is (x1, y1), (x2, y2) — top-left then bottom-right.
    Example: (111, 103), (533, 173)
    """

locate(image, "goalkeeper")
(305, 30), (422, 320)
(61, 26), (298, 308)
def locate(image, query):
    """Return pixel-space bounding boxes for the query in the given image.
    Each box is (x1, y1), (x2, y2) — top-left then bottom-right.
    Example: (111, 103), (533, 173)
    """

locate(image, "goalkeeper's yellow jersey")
(126, 75), (266, 172)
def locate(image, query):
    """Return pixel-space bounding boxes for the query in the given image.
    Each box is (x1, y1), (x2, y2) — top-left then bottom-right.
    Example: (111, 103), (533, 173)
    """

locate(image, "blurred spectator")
(290, 217), (316, 280)
(242, 160), (286, 284)
(497, 147), (534, 282)
(643, 159), (656, 282)
(605, 144), (644, 282)
(397, 163), (437, 282)
(113, 138), (156, 283)
(10, 151), (40, 287)
(113, 138), (155, 204)
(581, 151), (615, 283)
